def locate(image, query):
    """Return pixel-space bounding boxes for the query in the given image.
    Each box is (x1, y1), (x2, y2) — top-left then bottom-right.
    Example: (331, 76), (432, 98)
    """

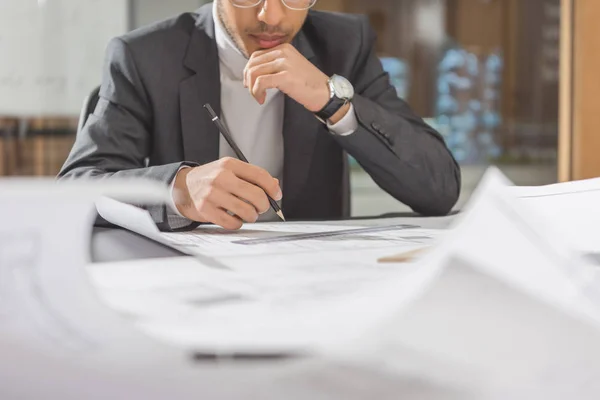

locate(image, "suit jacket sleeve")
(332, 17), (461, 216)
(58, 38), (199, 231)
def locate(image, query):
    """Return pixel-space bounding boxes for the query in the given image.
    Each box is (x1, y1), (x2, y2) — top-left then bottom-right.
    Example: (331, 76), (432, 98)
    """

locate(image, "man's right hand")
(172, 158), (282, 230)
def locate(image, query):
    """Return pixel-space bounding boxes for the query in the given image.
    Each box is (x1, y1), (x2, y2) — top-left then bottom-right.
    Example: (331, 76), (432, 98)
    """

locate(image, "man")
(59, 0), (461, 231)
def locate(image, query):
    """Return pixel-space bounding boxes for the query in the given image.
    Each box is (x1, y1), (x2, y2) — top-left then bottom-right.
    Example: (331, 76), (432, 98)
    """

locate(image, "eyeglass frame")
(228, 0), (318, 11)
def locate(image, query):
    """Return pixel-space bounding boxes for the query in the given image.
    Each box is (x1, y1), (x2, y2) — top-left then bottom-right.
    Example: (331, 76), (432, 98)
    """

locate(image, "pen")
(203, 103), (286, 222)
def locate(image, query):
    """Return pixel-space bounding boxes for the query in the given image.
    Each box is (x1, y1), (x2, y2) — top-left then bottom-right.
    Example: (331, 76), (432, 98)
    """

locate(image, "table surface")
(89, 214), (464, 400)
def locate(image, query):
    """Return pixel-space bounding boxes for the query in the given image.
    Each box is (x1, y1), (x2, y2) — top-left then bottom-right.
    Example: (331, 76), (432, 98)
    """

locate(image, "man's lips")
(249, 34), (288, 49)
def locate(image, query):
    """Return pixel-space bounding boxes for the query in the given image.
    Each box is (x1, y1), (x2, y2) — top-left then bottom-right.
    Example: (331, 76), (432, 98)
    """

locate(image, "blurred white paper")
(511, 178), (600, 254)
(91, 195), (448, 354)
(331, 168), (600, 399)
(87, 248), (430, 354)
(89, 201), (444, 354)
(0, 179), (188, 367)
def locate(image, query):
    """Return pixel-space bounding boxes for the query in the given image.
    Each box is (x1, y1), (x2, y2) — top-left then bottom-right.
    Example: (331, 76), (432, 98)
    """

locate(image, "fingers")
(244, 45), (294, 103)
(209, 186), (260, 223)
(182, 159), (283, 230)
(195, 200), (244, 231)
(190, 186), (255, 229)
(252, 71), (289, 104)
(244, 50), (284, 83)
(220, 158), (282, 202)
(243, 59), (284, 91)
(245, 43), (328, 111)
(248, 47), (285, 65)
(229, 178), (271, 215)
(213, 210), (244, 231)
(249, 43), (295, 63)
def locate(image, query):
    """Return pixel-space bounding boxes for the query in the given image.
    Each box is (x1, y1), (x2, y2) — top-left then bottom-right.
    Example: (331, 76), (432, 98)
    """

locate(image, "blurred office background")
(0, 0), (561, 216)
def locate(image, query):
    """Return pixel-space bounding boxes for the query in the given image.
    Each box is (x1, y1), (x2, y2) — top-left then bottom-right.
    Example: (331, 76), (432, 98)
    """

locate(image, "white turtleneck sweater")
(168, 2), (358, 226)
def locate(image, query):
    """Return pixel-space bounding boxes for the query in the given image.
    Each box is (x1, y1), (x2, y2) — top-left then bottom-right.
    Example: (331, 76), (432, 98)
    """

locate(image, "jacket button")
(371, 122), (381, 131)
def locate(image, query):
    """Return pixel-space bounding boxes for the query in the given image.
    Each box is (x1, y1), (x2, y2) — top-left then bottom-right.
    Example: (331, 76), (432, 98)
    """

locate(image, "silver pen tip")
(276, 210), (286, 222)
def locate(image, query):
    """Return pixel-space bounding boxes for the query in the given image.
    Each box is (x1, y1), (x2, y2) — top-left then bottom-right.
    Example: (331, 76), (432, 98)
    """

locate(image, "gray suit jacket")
(59, 3), (461, 231)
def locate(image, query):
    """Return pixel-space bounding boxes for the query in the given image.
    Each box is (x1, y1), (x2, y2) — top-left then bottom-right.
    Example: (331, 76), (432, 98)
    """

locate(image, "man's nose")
(257, 0), (286, 27)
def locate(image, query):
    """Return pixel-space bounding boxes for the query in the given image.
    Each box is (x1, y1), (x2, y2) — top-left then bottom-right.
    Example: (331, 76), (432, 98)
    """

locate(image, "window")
(314, 0), (560, 214)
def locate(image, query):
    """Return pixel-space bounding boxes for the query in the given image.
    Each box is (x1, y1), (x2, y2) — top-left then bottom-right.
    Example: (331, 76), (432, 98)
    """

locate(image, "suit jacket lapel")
(282, 30), (322, 214)
(180, 6), (220, 165)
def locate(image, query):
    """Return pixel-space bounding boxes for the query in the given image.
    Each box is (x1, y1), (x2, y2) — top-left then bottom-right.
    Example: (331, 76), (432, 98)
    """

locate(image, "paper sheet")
(90, 198), (447, 353)
(0, 180), (189, 368)
(511, 178), (600, 254)
(329, 168), (600, 399)
(88, 245), (431, 353)
(163, 223), (440, 258)
(351, 257), (600, 399)
(95, 196), (445, 259)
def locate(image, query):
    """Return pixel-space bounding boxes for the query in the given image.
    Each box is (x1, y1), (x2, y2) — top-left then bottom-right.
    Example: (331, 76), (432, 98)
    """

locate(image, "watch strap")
(315, 95), (347, 122)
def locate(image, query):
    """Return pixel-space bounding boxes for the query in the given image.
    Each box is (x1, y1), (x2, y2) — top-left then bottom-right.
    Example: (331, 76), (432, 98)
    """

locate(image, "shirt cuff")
(167, 166), (190, 218)
(166, 166), (195, 229)
(327, 103), (358, 136)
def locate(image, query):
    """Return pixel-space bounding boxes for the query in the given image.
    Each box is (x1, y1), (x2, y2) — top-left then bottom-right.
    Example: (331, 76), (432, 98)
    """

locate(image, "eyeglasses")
(229, 0), (318, 11)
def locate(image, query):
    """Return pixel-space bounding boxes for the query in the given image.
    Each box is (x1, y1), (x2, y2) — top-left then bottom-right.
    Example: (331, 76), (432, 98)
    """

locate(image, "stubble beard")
(217, 0), (251, 58)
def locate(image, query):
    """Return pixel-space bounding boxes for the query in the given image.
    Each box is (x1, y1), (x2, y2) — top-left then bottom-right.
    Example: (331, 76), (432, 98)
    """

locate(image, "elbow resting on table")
(412, 163), (461, 217)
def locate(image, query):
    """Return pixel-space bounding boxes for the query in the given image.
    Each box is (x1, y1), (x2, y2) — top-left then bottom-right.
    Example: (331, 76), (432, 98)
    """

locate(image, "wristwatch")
(315, 74), (354, 124)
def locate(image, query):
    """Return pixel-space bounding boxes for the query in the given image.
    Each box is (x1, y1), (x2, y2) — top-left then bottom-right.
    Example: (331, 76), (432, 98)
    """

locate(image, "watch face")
(331, 75), (354, 100)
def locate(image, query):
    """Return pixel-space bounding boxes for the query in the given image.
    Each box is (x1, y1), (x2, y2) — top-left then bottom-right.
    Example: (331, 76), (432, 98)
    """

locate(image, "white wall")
(0, 0), (128, 117)
(0, 0), (216, 117)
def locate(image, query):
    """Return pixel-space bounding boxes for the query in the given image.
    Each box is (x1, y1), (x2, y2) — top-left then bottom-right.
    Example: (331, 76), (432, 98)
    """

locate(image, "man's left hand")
(243, 43), (332, 114)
